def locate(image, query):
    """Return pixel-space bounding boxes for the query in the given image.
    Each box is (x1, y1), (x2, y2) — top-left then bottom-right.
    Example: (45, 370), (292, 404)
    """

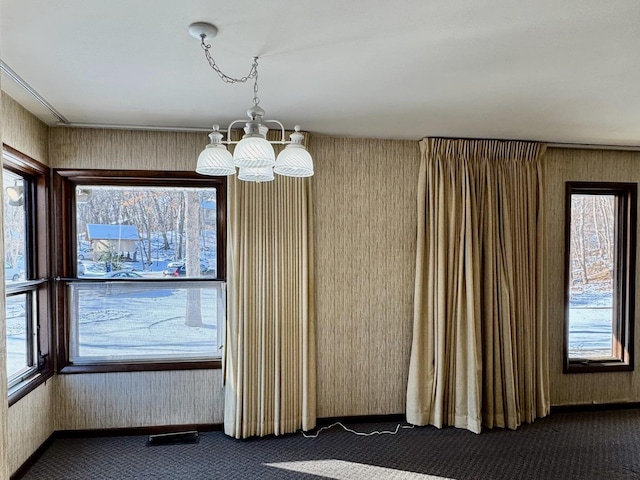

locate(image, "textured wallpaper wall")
(48, 127), (226, 430)
(2, 92), (52, 477)
(1, 93), (49, 165)
(0, 83), (9, 480)
(546, 148), (640, 406)
(12, 124), (640, 446)
(9, 380), (56, 474)
(310, 136), (421, 418)
(49, 127), (203, 170)
(52, 129), (640, 419)
(48, 128), (422, 424)
(56, 371), (224, 430)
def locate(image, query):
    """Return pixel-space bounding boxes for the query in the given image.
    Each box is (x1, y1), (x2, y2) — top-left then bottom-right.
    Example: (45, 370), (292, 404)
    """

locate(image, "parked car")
(77, 248), (93, 260)
(162, 263), (210, 277)
(82, 262), (134, 277)
(102, 271), (145, 296)
(82, 262), (107, 277)
(166, 258), (209, 269)
(5, 262), (23, 282)
(105, 271), (143, 279)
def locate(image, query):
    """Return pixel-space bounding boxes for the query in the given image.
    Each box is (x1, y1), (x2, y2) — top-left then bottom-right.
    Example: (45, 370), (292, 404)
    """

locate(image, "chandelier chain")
(252, 66), (260, 106)
(200, 40), (260, 105)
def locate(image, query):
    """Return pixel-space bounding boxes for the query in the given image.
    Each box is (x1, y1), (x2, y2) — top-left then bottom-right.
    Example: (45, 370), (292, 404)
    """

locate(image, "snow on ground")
(7, 280), (221, 377)
(568, 285), (612, 358)
(6, 278), (615, 378)
(72, 285), (219, 360)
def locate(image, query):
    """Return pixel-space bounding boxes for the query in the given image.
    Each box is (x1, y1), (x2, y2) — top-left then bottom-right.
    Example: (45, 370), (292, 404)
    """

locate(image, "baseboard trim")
(551, 402), (640, 413)
(55, 422), (223, 439)
(10, 432), (56, 480)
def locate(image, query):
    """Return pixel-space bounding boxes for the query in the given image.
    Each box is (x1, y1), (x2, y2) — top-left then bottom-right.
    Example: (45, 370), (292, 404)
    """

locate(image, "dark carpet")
(18, 409), (640, 479)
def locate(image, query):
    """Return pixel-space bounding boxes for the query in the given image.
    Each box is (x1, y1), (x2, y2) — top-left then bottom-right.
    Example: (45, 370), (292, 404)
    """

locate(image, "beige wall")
(311, 136), (420, 417)
(47, 127), (228, 432)
(46, 128), (640, 418)
(47, 129), (422, 424)
(0, 38), (10, 478)
(546, 148), (640, 406)
(56, 371), (224, 430)
(2, 92), (52, 477)
(1, 94), (49, 166)
(49, 127), (202, 170)
(8, 380), (55, 474)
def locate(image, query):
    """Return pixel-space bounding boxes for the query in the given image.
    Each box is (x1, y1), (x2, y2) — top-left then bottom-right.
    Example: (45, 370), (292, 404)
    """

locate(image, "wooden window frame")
(564, 182), (637, 373)
(53, 169), (226, 374)
(3, 145), (53, 405)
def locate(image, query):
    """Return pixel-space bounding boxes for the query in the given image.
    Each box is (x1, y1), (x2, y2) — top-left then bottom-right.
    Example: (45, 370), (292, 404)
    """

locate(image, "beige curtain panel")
(406, 138), (550, 434)
(224, 137), (316, 439)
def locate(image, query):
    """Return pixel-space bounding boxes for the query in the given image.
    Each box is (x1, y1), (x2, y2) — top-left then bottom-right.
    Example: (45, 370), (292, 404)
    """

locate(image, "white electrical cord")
(302, 422), (414, 439)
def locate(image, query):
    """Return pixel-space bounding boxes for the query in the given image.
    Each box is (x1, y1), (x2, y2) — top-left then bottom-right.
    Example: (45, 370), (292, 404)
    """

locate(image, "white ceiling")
(1, 0), (640, 145)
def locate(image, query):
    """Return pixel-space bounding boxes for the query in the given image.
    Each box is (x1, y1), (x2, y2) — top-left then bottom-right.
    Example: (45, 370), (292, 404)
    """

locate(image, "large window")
(3, 147), (52, 401)
(565, 182), (636, 372)
(54, 171), (226, 372)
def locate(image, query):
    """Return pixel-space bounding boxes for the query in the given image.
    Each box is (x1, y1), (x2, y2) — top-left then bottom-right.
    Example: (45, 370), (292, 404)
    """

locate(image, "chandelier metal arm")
(221, 119), (288, 145)
(264, 119), (287, 143)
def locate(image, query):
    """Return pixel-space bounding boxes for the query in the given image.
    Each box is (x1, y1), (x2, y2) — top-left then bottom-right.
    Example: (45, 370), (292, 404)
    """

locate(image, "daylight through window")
(565, 182), (636, 372)
(55, 173), (226, 371)
(4, 169), (34, 386)
(3, 150), (52, 398)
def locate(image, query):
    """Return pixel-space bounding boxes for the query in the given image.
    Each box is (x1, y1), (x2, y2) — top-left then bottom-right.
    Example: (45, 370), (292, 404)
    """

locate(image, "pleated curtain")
(406, 138), (550, 433)
(224, 132), (316, 439)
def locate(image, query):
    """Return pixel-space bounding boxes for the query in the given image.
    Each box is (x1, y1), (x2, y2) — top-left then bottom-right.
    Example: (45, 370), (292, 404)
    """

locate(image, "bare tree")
(184, 191), (202, 326)
(152, 194), (171, 250)
(597, 196), (614, 265)
(175, 194), (186, 261)
(571, 196), (589, 285)
(570, 194), (617, 289)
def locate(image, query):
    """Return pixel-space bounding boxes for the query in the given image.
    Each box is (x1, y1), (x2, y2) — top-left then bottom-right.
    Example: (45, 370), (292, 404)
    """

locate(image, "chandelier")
(188, 22), (313, 182)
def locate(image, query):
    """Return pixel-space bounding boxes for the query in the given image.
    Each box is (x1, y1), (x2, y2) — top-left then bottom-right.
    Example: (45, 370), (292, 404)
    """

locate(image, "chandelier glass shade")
(195, 128), (235, 176)
(274, 131), (314, 177)
(189, 22), (314, 182)
(237, 166), (275, 183)
(233, 135), (276, 169)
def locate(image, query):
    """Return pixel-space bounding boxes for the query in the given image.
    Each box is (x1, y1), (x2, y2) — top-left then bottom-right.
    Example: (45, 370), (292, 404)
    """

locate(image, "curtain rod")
(546, 142), (640, 152)
(55, 125), (640, 151)
(57, 122), (213, 133)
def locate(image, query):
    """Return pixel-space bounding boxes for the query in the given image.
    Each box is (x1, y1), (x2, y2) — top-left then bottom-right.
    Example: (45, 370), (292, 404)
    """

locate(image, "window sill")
(8, 369), (54, 406)
(58, 359), (221, 374)
(564, 360), (633, 374)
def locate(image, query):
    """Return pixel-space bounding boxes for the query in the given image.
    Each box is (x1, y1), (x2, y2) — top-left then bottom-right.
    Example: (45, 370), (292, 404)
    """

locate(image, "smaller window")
(3, 148), (52, 401)
(565, 182), (637, 372)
